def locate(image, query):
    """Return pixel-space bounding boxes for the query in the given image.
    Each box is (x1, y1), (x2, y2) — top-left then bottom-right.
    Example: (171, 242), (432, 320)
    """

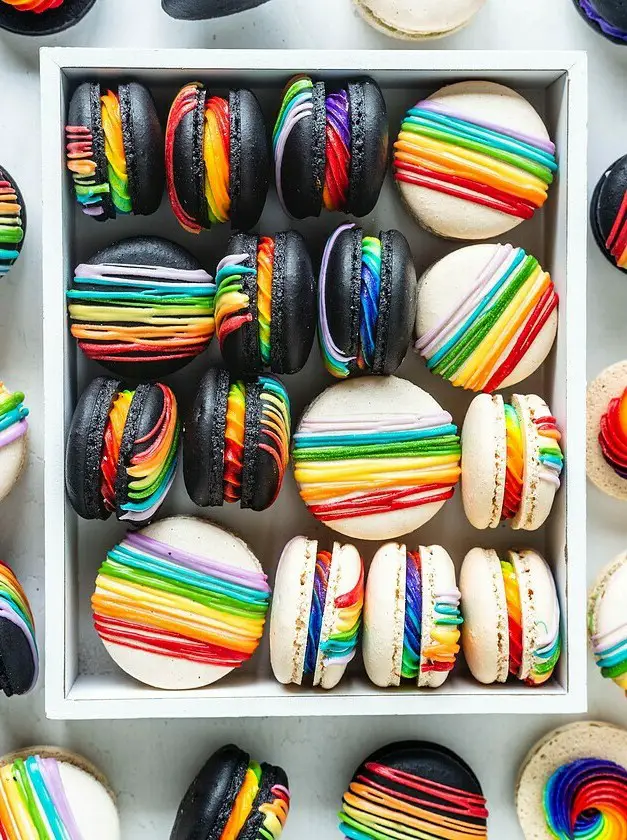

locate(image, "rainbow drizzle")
(415, 244), (558, 393)
(65, 124), (109, 217)
(605, 190), (627, 268)
(293, 412), (461, 523)
(92, 531), (270, 667)
(544, 758), (627, 839)
(0, 179), (24, 277)
(101, 90), (132, 215)
(0, 561), (38, 695)
(273, 77), (315, 213)
(0, 385), (28, 452)
(394, 97), (557, 219)
(0, 755), (84, 839)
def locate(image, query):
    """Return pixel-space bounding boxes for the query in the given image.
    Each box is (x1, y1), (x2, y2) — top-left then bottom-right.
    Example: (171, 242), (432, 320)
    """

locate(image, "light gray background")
(0, 0), (625, 836)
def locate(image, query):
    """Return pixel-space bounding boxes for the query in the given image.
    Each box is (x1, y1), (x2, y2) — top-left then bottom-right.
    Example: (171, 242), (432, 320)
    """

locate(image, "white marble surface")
(0, 0), (626, 835)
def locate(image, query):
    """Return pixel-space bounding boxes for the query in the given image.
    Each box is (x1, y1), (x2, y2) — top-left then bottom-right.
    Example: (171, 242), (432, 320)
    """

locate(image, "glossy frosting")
(323, 89), (351, 212)
(101, 91), (131, 215)
(0, 561), (38, 693)
(599, 387), (627, 479)
(401, 551), (422, 679)
(258, 783), (291, 839)
(65, 125), (110, 217)
(605, 189), (627, 268)
(0, 179), (24, 277)
(578, 0), (627, 41)
(415, 244), (558, 392)
(339, 759), (489, 838)
(544, 758), (627, 838)
(502, 404), (524, 520)
(320, 554), (364, 668)
(273, 77), (315, 213)
(591, 616), (627, 692)
(257, 236), (274, 366)
(589, 560), (627, 691)
(501, 558), (523, 677)
(304, 550), (331, 675)
(204, 96), (231, 224)
(394, 98), (557, 219)
(293, 412), (461, 523)
(535, 413), (564, 486)
(223, 381), (246, 503)
(0, 384), (28, 452)
(92, 531), (270, 667)
(68, 261), (216, 367)
(1, 0), (63, 11)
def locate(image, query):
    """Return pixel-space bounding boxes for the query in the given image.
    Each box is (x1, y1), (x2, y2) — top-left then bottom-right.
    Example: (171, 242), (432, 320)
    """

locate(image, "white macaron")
(363, 542), (461, 689)
(461, 393), (564, 530)
(270, 535), (364, 690)
(460, 547), (561, 686)
(588, 551), (627, 694)
(353, 0), (487, 40)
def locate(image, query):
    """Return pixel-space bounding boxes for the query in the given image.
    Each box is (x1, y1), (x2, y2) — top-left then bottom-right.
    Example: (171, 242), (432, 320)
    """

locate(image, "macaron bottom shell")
(353, 0), (486, 40)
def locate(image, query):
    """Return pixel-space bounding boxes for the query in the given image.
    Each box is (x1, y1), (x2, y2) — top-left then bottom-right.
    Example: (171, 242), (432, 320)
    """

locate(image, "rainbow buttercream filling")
(293, 412), (461, 523)
(68, 262), (216, 366)
(304, 550), (331, 675)
(323, 89), (351, 212)
(544, 758), (627, 839)
(257, 237), (274, 366)
(259, 784), (291, 839)
(502, 403), (524, 520)
(578, 0), (627, 41)
(203, 96), (231, 225)
(415, 243), (558, 393)
(224, 381), (246, 503)
(0, 180), (24, 277)
(273, 77), (315, 213)
(0, 384), (28, 452)
(0, 561), (38, 694)
(605, 190), (627, 268)
(65, 124), (110, 217)
(394, 98), (557, 219)
(101, 90), (131, 215)
(501, 559), (524, 678)
(591, 617), (627, 692)
(401, 551), (422, 679)
(92, 531), (270, 667)
(221, 762), (261, 840)
(599, 388), (627, 479)
(534, 414), (564, 486)
(1, 0), (63, 11)
(0, 755), (84, 839)
(339, 760), (489, 839)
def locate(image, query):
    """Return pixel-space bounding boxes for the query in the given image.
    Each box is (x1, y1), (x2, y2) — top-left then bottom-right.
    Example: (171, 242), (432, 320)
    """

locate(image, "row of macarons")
(3, 720), (624, 840)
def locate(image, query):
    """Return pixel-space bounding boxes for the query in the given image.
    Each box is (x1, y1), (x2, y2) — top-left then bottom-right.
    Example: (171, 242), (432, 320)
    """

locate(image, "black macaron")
(273, 76), (388, 220)
(65, 81), (164, 221)
(591, 154), (627, 272)
(0, 164), (27, 280)
(572, 0), (627, 44)
(0, 563), (38, 698)
(65, 376), (180, 523)
(166, 82), (269, 234)
(0, 0), (96, 35)
(339, 741), (488, 837)
(162, 0), (270, 18)
(170, 744), (290, 840)
(319, 223), (416, 378)
(215, 230), (316, 376)
(184, 368), (291, 511)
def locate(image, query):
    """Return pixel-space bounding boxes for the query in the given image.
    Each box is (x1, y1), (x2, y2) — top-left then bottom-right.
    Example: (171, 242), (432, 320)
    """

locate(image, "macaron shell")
(374, 229), (417, 375)
(587, 360), (627, 500)
(461, 393), (506, 529)
(418, 545), (457, 689)
(516, 721), (627, 840)
(363, 542), (405, 688)
(0, 612), (36, 697)
(353, 0), (486, 39)
(314, 541), (362, 690)
(229, 89), (270, 232)
(0, 0), (97, 35)
(170, 84), (208, 229)
(269, 536), (317, 686)
(588, 551), (627, 690)
(346, 80), (388, 218)
(100, 517), (263, 690)
(459, 547), (509, 684)
(571, 0), (627, 45)
(220, 232), (261, 374)
(162, 0), (271, 18)
(512, 394), (559, 531)
(183, 367), (229, 507)
(0, 434), (27, 505)
(590, 155), (627, 271)
(323, 225), (362, 366)
(415, 244), (558, 390)
(118, 83), (165, 217)
(511, 549), (557, 683)
(398, 81), (552, 240)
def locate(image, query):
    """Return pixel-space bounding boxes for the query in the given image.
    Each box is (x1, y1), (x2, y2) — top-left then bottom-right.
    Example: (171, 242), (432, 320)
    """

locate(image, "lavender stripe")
(275, 100), (314, 214)
(0, 418), (28, 450)
(319, 222), (357, 367)
(0, 603), (38, 689)
(326, 90), (351, 147)
(216, 253), (250, 274)
(75, 263), (214, 284)
(296, 412), (454, 435)
(39, 756), (84, 840)
(579, 0), (627, 40)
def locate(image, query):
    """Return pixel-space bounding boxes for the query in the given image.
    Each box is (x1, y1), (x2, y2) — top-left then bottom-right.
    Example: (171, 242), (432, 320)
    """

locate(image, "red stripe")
(309, 486), (455, 521)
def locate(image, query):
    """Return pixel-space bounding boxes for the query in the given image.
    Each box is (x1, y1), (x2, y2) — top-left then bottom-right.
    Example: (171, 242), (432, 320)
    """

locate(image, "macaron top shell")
(354, 0), (487, 39)
(588, 551), (627, 692)
(162, 0), (271, 18)
(591, 154), (627, 271)
(394, 81), (557, 240)
(0, 0), (96, 35)
(415, 243), (558, 393)
(573, 0), (627, 43)
(0, 165), (26, 280)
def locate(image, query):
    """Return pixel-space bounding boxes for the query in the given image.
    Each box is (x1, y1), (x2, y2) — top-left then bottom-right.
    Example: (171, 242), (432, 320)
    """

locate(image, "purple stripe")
(579, 0), (627, 39)
(418, 99), (556, 155)
(0, 418), (28, 450)
(296, 412), (454, 435)
(326, 90), (351, 148)
(39, 757), (84, 840)
(318, 222), (357, 367)
(75, 263), (213, 284)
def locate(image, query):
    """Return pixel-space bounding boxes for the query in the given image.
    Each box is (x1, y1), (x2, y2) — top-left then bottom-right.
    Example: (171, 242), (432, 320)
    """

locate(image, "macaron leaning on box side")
(363, 542), (462, 689)
(166, 82), (269, 234)
(586, 360), (627, 499)
(318, 223), (417, 378)
(215, 230), (316, 376)
(0, 0), (97, 36)
(590, 154), (627, 272)
(414, 243), (559, 393)
(588, 551), (627, 694)
(572, 0), (627, 44)
(0, 561), (38, 697)
(270, 536), (364, 690)
(461, 393), (564, 531)
(394, 80), (558, 240)
(66, 81), (164, 221)
(0, 382), (29, 504)
(353, 0), (487, 40)
(163, 0), (271, 18)
(0, 165), (26, 280)
(460, 548), (562, 686)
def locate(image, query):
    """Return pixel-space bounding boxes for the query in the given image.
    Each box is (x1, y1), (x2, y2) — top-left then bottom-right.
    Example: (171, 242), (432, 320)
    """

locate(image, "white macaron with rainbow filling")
(270, 536), (364, 690)
(461, 393), (564, 531)
(460, 547), (561, 686)
(363, 542), (462, 689)
(588, 551), (627, 695)
(353, 0), (486, 40)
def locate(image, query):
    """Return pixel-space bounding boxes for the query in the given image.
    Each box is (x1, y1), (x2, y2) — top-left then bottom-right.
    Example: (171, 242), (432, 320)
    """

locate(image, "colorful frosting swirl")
(101, 91), (131, 215)
(544, 758), (627, 839)
(68, 261), (216, 367)
(0, 561), (38, 694)
(502, 404), (524, 520)
(415, 244), (558, 393)
(394, 98), (557, 219)
(0, 755), (85, 838)
(401, 551), (422, 679)
(204, 96), (231, 225)
(65, 125), (110, 217)
(535, 414), (564, 485)
(599, 388), (627, 478)
(273, 77), (315, 213)
(0, 384), (28, 452)
(224, 381), (246, 503)
(221, 763), (290, 840)
(304, 550), (331, 675)
(0, 179), (24, 277)
(339, 760), (489, 839)
(605, 190), (627, 268)
(258, 783), (291, 839)
(92, 531), (270, 667)
(502, 558), (524, 677)
(323, 89), (351, 212)
(293, 412), (461, 523)
(1, 0), (63, 11)
(257, 237), (274, 366)
(578, 1), (627, 41)
(591, 613), (627, 692)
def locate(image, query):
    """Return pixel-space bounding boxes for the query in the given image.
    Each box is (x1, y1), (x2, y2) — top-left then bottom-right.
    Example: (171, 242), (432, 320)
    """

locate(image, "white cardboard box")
(41, 48), (588, 720)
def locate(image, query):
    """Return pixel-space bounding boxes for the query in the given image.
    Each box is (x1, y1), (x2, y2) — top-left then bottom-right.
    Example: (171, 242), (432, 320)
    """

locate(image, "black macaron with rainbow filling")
(170, 744), (290, 840)
(65, 376), (180, 524)
(338, 741), (489, 839)
(591, 154), (627, 273)
(0, 165), (26, 281)
(318, 222), (417, 378)
(183, 368), (291, 511)
(162, 0), (270, 18)
(273, 75), (388, 220)
(65, 81), (164, 222)
(572, 0), (627, 44)
(215, 230), (316, 376)
(0, 0), (96, 36)
(166, 82), (269, 234)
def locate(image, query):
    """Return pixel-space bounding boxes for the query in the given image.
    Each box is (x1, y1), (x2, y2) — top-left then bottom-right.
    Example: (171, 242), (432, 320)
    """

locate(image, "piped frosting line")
(319, 222), (358, 377)
(1, 0), (63, 10)
(319, 559), (364, 667)
(166, 83), (203, 234)
(323, 89), (351, 212)
(606, 190), (627, 268)
(0, 385), (28, 451)
(65, 125), (109, 217)
(0, 180), (24, 276)
(273, 77), (315, 214)
(578, 0), (627, 40)
(214, 254), (255, 349)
